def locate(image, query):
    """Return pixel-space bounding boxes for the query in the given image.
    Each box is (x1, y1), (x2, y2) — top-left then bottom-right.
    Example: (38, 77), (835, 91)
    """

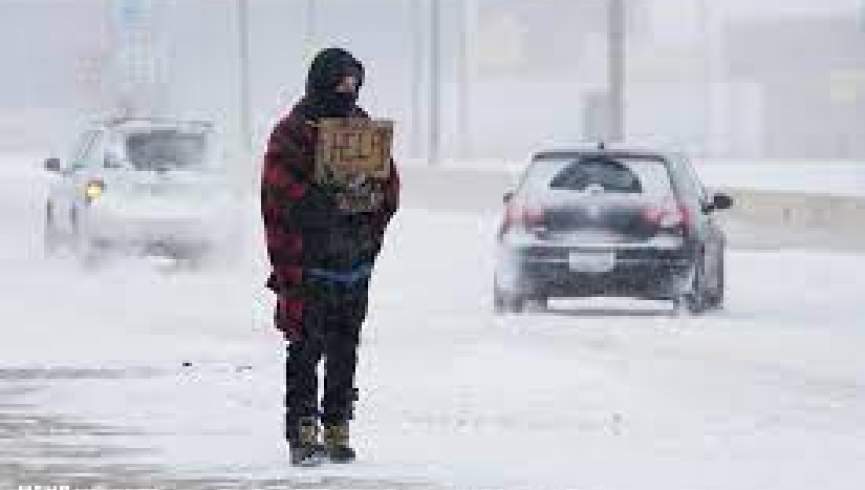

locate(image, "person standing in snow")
(260, 47), (399, 466)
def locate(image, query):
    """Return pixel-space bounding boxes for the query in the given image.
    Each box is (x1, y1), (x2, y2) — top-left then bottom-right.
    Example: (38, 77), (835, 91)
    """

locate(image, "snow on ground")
(1, 155), (864, 489)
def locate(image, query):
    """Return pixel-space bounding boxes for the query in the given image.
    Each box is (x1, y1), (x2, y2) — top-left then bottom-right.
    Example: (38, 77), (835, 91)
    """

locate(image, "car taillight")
(503, 204), (545, 232)
(642, 203), (688, 230)
(84, 179), (105, 204)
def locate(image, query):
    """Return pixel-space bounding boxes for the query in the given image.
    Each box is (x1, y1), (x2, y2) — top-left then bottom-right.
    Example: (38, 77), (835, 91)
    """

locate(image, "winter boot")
(288, 417), (326, 467)
(323, 422), (356, 463)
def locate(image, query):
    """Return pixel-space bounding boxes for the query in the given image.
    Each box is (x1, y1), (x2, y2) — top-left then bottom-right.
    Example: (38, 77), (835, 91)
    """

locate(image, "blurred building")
(0, 1), (111, 151)
(0, 0), (863, 163)
(726, 16), (865, 159)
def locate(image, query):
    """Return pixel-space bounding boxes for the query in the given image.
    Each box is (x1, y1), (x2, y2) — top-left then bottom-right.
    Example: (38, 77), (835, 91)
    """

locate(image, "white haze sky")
(0, 0), (863, 159)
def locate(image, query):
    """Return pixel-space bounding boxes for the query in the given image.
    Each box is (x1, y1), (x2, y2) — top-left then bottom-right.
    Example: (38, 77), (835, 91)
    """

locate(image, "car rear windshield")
(124, 130), (208, 171)
(521, 155), (675, 199)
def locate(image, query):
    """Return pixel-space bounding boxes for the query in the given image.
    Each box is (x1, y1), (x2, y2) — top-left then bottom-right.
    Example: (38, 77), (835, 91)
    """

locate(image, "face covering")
(319, 90), (358, 117)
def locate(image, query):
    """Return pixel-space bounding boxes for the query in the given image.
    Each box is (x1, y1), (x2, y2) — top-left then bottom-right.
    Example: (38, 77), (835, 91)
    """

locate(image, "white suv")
(44, 118), (239, 265)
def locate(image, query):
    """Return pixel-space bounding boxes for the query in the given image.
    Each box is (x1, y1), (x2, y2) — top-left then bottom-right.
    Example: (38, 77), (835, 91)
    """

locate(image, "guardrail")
(717, 189), (865, 251)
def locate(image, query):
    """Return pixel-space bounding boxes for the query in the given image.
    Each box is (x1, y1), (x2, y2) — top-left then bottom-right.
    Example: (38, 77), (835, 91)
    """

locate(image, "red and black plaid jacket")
(261, 99), (399, 338)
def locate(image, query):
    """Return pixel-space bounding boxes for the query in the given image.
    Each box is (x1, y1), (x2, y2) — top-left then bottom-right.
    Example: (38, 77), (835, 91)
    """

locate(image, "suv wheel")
(71, 209), (102, 268)
(44, 202), (60, 257)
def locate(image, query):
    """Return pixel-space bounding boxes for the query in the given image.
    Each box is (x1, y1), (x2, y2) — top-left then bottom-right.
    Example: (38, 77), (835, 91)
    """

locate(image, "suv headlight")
(84, 179), (105, 203)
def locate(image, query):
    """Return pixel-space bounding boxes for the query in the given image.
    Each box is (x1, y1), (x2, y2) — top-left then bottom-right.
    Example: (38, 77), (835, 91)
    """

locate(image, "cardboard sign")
(315, 118), (393, 186)
(314, 118), (394, 213)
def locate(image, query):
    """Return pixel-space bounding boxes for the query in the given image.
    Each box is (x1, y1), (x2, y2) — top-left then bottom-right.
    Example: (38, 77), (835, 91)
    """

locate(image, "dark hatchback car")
(494, 147), (733, 315)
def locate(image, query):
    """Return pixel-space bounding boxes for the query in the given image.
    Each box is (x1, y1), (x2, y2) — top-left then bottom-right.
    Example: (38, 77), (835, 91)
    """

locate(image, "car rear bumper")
(497, 243), (696, 300)
(83, 206), (233, 256)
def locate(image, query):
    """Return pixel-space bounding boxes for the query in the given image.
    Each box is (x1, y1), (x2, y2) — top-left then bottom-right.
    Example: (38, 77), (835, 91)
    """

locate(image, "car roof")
(531, 145), (678, 162)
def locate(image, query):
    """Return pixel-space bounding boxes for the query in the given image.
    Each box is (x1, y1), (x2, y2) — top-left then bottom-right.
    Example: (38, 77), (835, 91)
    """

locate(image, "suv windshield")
(124, 130), (209, 171)
(521, 155), (675, 199)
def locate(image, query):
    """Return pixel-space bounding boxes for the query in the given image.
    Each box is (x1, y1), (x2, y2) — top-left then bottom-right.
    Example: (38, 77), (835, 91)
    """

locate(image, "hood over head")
(304, 47), (365, 118)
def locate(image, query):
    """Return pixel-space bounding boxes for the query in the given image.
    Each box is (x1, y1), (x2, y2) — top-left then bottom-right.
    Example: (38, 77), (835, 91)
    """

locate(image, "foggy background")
(0, 0), (864, 163)
(2, 3), (865, 488)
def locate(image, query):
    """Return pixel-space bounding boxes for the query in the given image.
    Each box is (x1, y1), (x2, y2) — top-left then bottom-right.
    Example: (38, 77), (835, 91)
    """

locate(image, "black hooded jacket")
(261, 48), (400, 299)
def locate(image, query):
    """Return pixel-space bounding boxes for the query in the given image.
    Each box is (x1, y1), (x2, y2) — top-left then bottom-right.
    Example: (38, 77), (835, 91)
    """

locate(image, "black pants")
(285, 280), (368, 435)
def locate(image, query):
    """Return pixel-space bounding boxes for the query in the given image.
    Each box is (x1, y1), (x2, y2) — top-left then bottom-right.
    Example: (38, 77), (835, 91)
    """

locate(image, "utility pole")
(237, 0), (252, 155)
(456, 0), (474, 160)
(860, 0), (865, 31)
(429, 0), (441, 166)
(114, 0), (159, 116)
(306, 0), (317, 59)
(608, 0), (625, 142)
(411, 0), (423, 159)
(698, 0), (713, 157)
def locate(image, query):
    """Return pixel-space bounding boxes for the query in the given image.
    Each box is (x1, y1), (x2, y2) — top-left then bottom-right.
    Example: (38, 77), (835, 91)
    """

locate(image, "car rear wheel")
(673, 256), (708, 316)
(524, 297), (548, 312)
(674, 294), (705, 316)
(705, 253), (725, 310)
(493, 282), (527, 315)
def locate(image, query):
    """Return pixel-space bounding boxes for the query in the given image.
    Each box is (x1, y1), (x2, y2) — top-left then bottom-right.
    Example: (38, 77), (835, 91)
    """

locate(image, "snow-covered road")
(1, 161), (864, 489)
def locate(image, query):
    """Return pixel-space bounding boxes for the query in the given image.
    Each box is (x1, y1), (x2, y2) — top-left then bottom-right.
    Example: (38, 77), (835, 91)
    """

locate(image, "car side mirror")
(503, 190), (515, 204)
(44, 157), (61, 173)
(712, 192), (733, 211)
